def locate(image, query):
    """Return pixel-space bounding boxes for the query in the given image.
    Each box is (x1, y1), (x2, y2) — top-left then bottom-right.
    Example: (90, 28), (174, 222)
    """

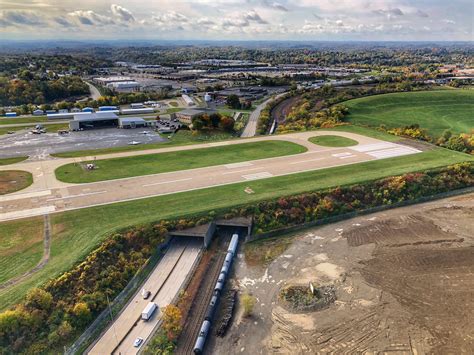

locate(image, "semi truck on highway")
(141, 302), (158, 321)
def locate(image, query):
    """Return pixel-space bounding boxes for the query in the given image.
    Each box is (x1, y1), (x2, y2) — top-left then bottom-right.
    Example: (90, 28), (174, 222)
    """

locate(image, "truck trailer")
(141, 302), (158, 321)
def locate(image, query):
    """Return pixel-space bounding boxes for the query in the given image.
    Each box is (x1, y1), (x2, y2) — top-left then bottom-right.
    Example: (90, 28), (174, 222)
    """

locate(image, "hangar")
(118, 117), (147, 129)
(69, 112), (119, 131)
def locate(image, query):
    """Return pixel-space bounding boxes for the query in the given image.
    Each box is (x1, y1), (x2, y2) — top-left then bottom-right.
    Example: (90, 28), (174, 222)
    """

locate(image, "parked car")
(133, 337), (143, 347)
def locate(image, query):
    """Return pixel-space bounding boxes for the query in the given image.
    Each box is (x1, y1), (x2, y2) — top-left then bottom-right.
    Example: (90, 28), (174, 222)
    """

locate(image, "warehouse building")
(175, 108), (216, 125)
(69, 112), (119, 131)
(118, 117), (147, 129)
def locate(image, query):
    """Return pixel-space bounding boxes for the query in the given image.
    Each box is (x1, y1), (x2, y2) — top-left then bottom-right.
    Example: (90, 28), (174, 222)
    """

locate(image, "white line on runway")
(222, 167), (264, 175)
(0, 205), (56, 222)
(332, 152), (353, 158)
(290, 157), (326, 165)
(224, 162), (253, 169)
(339, 155), (356, 159)
(46, 190), (107, 201)
(242, 172), (273, 180)
(142, 178), (192, 187)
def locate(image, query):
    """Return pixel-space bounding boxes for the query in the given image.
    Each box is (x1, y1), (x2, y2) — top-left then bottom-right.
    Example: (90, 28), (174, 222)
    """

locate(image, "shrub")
(241, 293), (256, 317)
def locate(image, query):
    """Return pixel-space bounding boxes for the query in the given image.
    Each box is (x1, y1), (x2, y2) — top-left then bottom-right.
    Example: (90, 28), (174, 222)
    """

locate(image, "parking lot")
(0, 127), (167, 160)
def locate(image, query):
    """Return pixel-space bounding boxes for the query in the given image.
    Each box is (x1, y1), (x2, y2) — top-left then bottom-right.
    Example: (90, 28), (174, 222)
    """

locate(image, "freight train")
(193, 233), (239, 354)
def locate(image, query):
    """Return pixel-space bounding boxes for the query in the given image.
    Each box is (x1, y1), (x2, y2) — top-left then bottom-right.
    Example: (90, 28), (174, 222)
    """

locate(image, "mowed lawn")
(1, 147), (472, 310)
(344, 90), (474, 138)
(55, 140), (307, 183)
(309, 135), (358, 147)
(0, 217), (44, 284)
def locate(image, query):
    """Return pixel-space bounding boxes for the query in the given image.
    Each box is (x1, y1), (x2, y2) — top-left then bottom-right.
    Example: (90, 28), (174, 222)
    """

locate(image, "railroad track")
(175, 236), (230, 355)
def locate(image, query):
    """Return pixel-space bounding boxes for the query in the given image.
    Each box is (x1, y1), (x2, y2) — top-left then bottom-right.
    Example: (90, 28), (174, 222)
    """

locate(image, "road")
(241, 94), (286, 138)
(0, 131), (421, 223)
(88, 238), (201, 355)
(86, 82), (102, 100)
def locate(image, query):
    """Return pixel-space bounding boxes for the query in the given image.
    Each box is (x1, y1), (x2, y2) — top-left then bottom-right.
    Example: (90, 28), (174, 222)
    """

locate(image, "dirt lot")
(0, 170), (32, 195)
(209, 193), (474, 354)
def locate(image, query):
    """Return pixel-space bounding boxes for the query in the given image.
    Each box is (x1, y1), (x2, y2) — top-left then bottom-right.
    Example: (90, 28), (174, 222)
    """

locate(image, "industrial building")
(118, 117), (147, 129)
(175, 109), (215, 125)
(182, 94), (195, 106)
(107, 81), (140, 92)
(69, 112), (119, 131)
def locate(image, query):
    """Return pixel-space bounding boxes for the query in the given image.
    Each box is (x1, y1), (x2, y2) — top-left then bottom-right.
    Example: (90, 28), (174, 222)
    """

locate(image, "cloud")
(68, 10), (115, 26)
(442, 19), (456, 24)
(243, 10), (268, 24)
(53, 17), (75, 27)
(373, 8), (404, 17)
(262, 1), (289, 12)
(415, 9), (429, 18)
(153, 11), (188, 24)
(0, 10), (45, 27)
(111, 4), (135, 22)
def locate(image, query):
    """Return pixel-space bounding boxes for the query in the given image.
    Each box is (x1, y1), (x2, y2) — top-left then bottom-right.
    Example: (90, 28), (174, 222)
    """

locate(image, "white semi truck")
(141, 302), (158, 321)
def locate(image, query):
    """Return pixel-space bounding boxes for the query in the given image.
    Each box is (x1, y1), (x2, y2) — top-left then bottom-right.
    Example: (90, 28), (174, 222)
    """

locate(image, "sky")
(0, 0), (472, 41)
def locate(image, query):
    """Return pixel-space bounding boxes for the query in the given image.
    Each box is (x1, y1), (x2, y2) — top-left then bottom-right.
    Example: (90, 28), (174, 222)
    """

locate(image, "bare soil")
(0, 170), (32, 195)
(209, 193), (474, 354)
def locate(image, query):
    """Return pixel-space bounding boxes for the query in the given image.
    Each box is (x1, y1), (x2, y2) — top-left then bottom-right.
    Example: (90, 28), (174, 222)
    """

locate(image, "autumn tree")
(162, 305), (182, 341)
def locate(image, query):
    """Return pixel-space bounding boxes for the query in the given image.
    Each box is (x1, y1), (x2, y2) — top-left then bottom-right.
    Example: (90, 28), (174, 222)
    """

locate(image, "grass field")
(51, 130), (236, 158)
(309, 135), (358, 147)
(0, 170), (33, 195)
(0, 217), (44, 284)
(0, 116), (48, 125)
(0, 156), (29, 166)
(1, 146), (472, 309)
(55, 140), (307, 183)
(344, 90), (474, 138)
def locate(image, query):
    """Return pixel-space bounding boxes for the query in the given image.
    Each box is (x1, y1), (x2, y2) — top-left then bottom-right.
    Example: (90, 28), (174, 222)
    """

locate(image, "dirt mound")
(343, 214), (463, 247)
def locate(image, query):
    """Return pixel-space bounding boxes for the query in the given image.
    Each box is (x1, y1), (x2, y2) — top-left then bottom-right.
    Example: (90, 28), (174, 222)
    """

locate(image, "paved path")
(88, 238), (201, 355)
(241, 93), (286, 137)
(86, 82), (102, 100)
(0, 131), (421, 222)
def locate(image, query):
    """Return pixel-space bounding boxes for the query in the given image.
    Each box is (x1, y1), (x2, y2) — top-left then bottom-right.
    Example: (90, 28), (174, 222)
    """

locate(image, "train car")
(205, 294), (219, 321)
(227, 234), (239, 254)
(220, 263), (229, 276)
(224, 253), (233, 265)
(215, 280), (225, 293)
(194, 320), (211, 354)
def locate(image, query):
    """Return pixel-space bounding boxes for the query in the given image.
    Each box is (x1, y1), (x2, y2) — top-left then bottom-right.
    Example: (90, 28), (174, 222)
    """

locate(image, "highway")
(88, 238), (201, 355)
(0, 131), (421, 222)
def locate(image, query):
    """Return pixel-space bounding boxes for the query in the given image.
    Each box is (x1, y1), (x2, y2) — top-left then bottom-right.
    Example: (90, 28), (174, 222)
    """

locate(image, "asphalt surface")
(88, 238), (201, 355)
(0, 128), (165, 160)
(0, 131), (421, 223)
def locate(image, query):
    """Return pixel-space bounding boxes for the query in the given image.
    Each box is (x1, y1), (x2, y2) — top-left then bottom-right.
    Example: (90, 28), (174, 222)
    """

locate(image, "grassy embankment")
(55, 140), (307, 183)
(344, 90), (474, 138)
(0, 157), (29, 166)
(1, 146), (472, 310)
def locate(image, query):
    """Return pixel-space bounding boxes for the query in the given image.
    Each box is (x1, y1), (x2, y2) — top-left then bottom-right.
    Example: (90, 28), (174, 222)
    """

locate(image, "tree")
(162, 305), (182, 340)
(25, 288), (53, 311)
(241, 293), (256, 317)
(226, 94), (241, 109)
(72, 302), (91, 327)
(209, 113), (221, 128)
(219, 116), (235, 132)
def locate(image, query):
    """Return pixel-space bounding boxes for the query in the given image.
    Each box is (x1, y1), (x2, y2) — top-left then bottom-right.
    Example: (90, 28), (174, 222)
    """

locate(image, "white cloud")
(68, 10), (115, 26)
(111, 4), (135, 22)
(0, 10), (45, 27)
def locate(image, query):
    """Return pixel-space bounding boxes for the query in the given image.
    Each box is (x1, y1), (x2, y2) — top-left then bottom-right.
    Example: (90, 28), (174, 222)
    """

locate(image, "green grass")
(166, 107), (183, 114)
(1, 146), (472, 310)
(0, 116), (48, 125)
(0, 126), (32, 136)
(0, 217), (44, 284)
(344, 90), (474, 138)
(0, 156), (29, 166)
(51, 130), (235, 158)
(55, 140), (307, 183)
(309, 135), (358, 147)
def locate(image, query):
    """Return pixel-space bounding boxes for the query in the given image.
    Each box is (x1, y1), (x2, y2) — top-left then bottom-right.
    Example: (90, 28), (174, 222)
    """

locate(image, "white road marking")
(350, 142), (398, 152)
(0, 189), (51, 202)
(46, 190), (107, 201)
(332, 152), (353, 158)
(339, 155), (356, 159)
(142, 178), (192, 187)
(290, 157), (326, 165)
(222, 167), (264, 175)
(224, 162), (253, 169)
(0, 205), (56, 222)
(242, 172), (273, 180)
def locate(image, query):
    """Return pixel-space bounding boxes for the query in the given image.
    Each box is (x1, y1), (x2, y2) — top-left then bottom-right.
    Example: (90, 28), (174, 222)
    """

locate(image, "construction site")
(208, 193), (474, 354)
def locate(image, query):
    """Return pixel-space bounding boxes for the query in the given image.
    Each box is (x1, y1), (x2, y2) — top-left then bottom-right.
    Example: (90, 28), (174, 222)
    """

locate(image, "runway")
(0, 131), (421, 222)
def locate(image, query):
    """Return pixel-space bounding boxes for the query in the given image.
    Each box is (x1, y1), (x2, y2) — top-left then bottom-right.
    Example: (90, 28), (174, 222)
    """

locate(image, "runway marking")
(224, 162), (253, 169)
(0, 189), (51, 202)
(222, 167), (264, 175)
(208, 141), (231, 146)
(142, 178), (192, 187)
(367, 147), (420, 159)
(46, 190), (107, 201)
(290, 157), (326, 165)
(350, 142), (398, 152)
(0, 205), (56, 222)
(332, 152), (353, 158)
(339, 155), (357, 159)
(242, 172), (273, 180)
